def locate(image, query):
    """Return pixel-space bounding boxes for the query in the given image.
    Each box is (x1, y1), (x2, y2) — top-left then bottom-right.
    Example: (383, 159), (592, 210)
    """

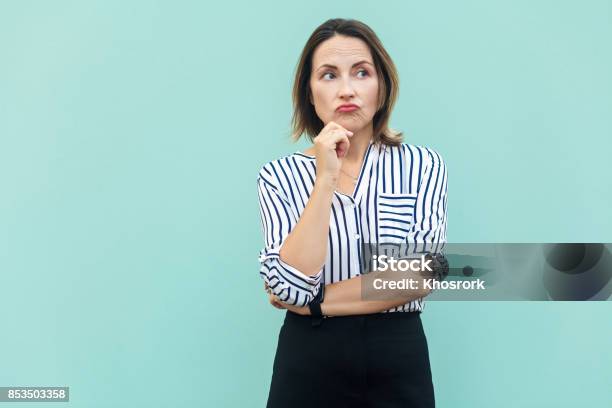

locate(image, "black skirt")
(266, 310), (435, 408)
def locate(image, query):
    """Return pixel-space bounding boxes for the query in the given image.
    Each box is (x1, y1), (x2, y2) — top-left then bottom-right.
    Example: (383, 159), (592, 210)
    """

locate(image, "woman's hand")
(265, 282), (310, 315)
(269, 293), (287, 309)
(313, 121), (353, 181)
(265, 282), (285, 309)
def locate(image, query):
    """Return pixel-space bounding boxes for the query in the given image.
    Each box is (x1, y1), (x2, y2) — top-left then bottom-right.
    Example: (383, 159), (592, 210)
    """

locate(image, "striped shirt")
(256, 139), (448, 313)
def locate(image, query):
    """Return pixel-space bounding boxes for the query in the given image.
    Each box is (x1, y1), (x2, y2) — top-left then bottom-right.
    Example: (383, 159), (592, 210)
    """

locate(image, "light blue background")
(1, 1), (610, 407)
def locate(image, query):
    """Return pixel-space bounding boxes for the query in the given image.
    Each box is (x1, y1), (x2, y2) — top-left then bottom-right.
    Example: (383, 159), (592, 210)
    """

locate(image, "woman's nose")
(338, 76), (355, 98)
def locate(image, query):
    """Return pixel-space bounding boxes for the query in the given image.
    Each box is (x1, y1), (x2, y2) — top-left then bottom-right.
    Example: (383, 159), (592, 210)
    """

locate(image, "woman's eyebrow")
(315, 60), (374, 72)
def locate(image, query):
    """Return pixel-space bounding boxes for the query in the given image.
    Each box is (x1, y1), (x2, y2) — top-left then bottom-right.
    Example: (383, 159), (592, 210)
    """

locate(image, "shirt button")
(354, 234), (360, 240)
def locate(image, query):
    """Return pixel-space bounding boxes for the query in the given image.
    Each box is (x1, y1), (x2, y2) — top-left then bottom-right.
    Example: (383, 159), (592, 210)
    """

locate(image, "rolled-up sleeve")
(256, 168), (323, 306)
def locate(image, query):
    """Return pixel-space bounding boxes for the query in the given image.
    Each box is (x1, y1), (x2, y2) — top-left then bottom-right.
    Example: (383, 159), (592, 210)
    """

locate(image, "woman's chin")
(334, 117), (361, 131)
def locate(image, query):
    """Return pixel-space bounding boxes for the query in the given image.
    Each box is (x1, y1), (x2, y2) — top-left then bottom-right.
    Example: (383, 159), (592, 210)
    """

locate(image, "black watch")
(308, 283), (326, 327)
(425, 253), (449, 281)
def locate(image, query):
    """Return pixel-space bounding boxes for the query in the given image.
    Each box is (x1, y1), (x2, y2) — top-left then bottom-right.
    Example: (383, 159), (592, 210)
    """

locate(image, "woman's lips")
(337, 106), (359, 112)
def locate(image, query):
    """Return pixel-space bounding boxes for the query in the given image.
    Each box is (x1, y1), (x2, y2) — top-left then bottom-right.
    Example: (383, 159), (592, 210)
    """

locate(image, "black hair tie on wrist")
(309, 283), (325, 327)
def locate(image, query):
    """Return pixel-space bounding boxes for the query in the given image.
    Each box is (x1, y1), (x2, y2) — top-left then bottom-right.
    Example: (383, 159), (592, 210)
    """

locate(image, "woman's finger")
(335, 133), (351, 158)
(269, 293), (285, 309)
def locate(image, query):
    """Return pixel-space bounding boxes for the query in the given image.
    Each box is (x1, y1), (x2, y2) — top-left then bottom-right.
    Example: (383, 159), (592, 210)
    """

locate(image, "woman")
(256, 18), (447, 408)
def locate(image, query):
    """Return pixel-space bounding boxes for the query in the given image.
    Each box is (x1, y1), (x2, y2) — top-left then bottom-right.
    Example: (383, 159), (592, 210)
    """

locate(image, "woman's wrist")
(320, 302), (330, 317)
(314, 174), (338, 192)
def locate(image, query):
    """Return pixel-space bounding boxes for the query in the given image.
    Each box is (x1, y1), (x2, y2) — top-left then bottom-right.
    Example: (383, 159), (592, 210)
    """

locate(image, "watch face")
(425, 253), (448, 280)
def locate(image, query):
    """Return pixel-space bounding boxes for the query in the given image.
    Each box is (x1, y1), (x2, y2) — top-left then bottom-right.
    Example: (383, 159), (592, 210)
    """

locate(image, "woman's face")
(309, 34), (379, 134)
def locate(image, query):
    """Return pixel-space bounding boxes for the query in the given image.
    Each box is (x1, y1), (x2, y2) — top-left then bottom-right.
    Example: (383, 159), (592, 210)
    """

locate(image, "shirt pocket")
(377, 192), (418, 243)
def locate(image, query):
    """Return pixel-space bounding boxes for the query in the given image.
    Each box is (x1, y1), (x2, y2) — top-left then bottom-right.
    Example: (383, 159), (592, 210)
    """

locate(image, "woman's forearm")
(277, 256), (435, 316)
(320, 270), (431, 316)
(278, 175), (336, 277)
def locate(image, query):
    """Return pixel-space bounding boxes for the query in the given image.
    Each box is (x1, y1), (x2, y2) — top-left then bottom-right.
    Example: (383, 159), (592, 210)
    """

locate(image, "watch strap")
(308, 283), (325, 327)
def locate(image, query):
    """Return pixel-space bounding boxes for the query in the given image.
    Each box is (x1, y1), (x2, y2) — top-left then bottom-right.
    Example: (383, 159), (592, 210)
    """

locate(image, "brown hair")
(290, 18), (403, 146)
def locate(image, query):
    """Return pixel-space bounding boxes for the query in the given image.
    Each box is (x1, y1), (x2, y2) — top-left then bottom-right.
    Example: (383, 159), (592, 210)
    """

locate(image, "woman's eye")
(321, 70), (368, 80)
